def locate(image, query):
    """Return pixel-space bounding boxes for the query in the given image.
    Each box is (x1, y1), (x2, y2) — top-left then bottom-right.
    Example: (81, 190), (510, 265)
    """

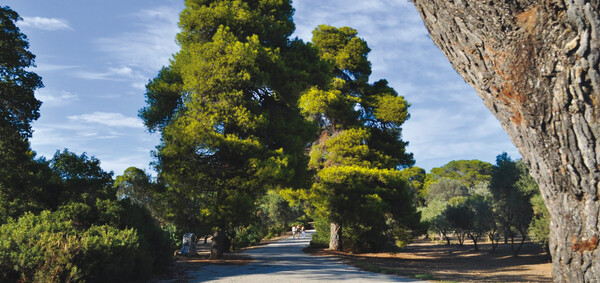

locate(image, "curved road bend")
(186, 230), (429, 282)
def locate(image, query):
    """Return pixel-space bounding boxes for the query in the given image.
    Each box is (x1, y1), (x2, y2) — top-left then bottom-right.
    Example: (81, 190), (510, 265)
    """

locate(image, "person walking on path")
(301, 225), (306, 238)
(292, 225), (297, 239)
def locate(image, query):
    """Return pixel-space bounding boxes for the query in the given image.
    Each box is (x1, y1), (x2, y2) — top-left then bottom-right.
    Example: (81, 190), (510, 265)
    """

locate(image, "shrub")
(0, 200), (172, 282)
(309, 216), (330, 248)
(0, 211), (140, 282)
(234, 224), (267, 249)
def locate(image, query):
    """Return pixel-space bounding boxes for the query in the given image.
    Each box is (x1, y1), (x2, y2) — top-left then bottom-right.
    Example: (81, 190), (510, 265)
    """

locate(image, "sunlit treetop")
(178, 0), (295, 48)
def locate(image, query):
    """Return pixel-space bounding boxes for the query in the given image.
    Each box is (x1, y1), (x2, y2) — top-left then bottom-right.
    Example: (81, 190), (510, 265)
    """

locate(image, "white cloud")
(72, 70), (114, 80)
(36, 89), (78, 107)
(94, 6), (180, 75)
(109, 66), (133, 76)
(67, 112), (144, 128)
(33, 63), (79, 72)
(20, 16), (72, 31)
(72, 66), (138, 81)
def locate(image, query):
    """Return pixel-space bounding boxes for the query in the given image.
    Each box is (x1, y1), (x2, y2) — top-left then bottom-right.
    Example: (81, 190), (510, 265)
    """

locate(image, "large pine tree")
(301, 25), (419, 251)
(140, 0), (326, 259)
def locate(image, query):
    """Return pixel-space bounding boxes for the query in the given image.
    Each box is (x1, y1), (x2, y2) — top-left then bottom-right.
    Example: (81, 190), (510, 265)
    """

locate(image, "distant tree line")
(419, 156), (550, 257)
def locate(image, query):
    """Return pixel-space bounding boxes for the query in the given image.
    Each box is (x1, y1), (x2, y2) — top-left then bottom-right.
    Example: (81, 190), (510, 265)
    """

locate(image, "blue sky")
(5, 0), (519, 176)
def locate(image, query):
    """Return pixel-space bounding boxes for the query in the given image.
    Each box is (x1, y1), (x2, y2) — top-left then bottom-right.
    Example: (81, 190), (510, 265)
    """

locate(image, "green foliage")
(230, 190), (305, 249)
(0, 209), (146, 282)
(425, 160), (493, 190)
(311, 165), (420, 251)
(0, 6), (171, 280)
(161, 223), (182, 249)
(114, 166), (168, 221)
(1, 148), (115, 224)
(0, 6), (47, 224)
(0, 6), (43, 138)
(177, 0), (295, 49)
(233, 224), (266, 249)
(302, 24), (417, 252)
(141, 1), (327, 258)
(489, 154), (534, 238)
(0, 138), (55, 223)
(425, 177), (468, 204)
(310, 215), (331, 248)
(438, 195), (493, 249)
(259, 190), (304, 232)
(529, 194), (550, 256)
(420, 198), (449, 224)
(422, 154), (543, 253)
(311, 25), (371, 84)
(50, 150), (115, 205)
(139, 66), (184, 132)
(398, 166), (426, 206)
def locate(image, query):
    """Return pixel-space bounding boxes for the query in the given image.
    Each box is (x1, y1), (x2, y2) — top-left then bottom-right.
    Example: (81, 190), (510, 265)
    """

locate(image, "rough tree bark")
(329, 222), (342, 250)
(411, 0), (599, 281)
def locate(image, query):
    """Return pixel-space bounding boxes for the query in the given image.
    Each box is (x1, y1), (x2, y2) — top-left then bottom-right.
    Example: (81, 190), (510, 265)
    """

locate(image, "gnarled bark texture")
(411, 0), (599, 281)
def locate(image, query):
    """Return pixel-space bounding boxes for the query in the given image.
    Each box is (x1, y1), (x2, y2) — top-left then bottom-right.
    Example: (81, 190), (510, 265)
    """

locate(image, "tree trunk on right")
(410, 0), (599, 281)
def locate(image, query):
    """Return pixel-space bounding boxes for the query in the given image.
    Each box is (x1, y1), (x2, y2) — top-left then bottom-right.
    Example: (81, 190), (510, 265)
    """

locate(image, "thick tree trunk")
(210, 230), (225, 259)
(411, 1), (599, 281)
(329, 222), (342, 251)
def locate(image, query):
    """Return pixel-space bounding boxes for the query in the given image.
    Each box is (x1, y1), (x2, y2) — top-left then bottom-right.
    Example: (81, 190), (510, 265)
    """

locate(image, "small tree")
(464, 195), (494, 251)
(444, 197), (470, 246)
(420, 198), (450, 244)
(489, 153), (534, 256)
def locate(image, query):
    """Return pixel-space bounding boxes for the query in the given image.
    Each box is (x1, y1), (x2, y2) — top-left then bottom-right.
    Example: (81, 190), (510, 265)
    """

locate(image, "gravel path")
(186, 230), (429, 282)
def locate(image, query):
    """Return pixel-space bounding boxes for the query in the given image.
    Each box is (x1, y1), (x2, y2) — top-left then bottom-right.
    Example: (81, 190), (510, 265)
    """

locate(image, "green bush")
(234, 224), (267, 249)
(0, 211), (140, 282)
(77, 225), (141, 282)
(309, 216), (330, 248)
(0, 200), (172, 282)
(162, 223), (181, 250)
(103, 199), (172, 271)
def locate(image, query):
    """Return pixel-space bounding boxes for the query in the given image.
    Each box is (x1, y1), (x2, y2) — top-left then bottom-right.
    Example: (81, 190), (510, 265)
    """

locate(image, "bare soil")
(305, 239), (552, 282)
